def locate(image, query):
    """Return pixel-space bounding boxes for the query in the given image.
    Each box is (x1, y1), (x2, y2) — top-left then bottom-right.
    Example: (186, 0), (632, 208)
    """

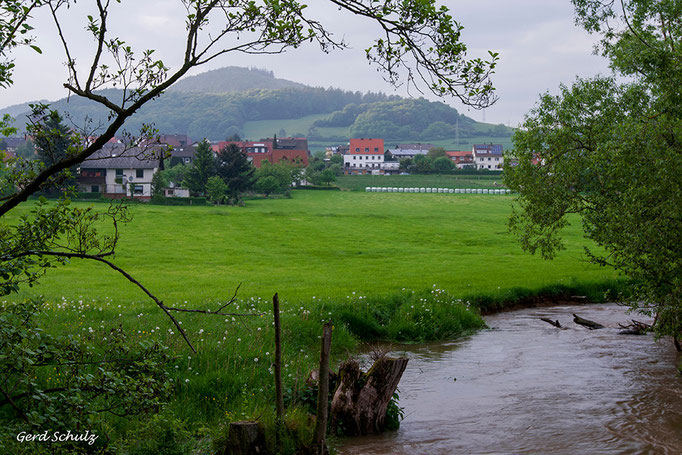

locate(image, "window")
(364, 148), (369, 153)
(355, 147), (360, 152)
(133, 185), (144, 195)
(91, 185), (100, 193)
(353, 156), (357, 160)
(488, 157), (491, 161)
(374, 148), (379, 153)
(371, 156), (375, 160)
(495, 158), (500, 161)
(359, 156), (363, 160)
(136, 169), (144, 178)
(183, 157), (190, 163)
(115, 169), (123, 177)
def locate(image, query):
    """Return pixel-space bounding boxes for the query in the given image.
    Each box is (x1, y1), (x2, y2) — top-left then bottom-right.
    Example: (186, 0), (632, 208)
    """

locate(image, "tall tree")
(32, 110), (78, 193)
(505, 0), (682, 346)
(184, 139), (215, 196)
(215, 143), (255, 199)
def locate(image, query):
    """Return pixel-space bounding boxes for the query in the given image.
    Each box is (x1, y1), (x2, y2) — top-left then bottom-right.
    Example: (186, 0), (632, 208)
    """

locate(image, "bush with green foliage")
(0, 299), (172, 454)
(183, 140), (215, 196)
(205, 176), (228, 204)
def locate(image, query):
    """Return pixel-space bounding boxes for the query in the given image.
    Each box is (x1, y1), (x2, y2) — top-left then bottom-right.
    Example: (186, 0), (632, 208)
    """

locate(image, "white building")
(343, 138), (386, 174)
(472, 144), (504, 170)
(78, 145), (160, 199)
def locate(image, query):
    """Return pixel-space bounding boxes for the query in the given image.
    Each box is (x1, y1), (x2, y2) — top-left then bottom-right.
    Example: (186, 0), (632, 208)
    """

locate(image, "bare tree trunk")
(273, 293), (284, 450)
(313, 321), (333, 455)
(330, 356), (408, 436)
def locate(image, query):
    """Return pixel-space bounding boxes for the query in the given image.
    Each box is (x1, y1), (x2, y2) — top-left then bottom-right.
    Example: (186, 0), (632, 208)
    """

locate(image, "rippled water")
(338, 304), (682, 455)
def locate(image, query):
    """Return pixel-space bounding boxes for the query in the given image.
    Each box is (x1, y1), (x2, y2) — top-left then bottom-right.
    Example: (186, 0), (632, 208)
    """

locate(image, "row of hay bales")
(365, 187), (512, 194)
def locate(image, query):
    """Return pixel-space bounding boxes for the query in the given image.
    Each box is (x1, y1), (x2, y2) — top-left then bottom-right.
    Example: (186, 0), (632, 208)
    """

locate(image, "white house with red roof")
(343, 138), (386, 174)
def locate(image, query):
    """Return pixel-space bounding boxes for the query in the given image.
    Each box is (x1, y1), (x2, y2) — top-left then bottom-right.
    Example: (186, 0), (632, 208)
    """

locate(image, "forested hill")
(167, 66), (307, 93)
(2, 66), (514, 145)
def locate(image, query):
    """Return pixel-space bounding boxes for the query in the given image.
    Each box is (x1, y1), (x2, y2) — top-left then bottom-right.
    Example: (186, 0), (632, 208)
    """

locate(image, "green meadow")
(3, 190), (624, 452)
(12, 190), (616, 305)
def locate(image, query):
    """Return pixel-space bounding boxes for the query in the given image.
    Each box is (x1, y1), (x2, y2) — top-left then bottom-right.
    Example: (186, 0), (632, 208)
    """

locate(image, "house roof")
(473, 144), (503, 155)
(388, 148), (428, 157)
(80, 144), (160, 169)
(273, 137), (308, 150)
(446, 151), (472, 157)
(158, 134), (191, 148)
(171, 145), (196, 158)
(395, 143), (434, 151)
(349, 138), (384, 154)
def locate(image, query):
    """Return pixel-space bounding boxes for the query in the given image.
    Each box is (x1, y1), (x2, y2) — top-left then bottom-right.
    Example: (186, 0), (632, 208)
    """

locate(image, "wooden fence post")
(273, 293), (284, 450)
(313, 321), (333, 454)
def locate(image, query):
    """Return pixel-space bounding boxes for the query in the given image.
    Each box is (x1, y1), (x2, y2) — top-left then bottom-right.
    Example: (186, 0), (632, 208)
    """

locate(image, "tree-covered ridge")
(313, 97), (512, 141)
(4, 68), (513, 143)
(7, 86), (400, 140)
(166, 66), (308, 93)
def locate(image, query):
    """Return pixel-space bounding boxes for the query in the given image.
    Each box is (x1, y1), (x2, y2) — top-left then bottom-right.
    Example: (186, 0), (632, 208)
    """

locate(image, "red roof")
(349, 138), (384, 155)
(446, 151), (472, 158)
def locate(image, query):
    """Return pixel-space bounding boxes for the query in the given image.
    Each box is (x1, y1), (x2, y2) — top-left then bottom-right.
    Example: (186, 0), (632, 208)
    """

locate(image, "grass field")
(335, 173), (505, 191)
(2, 191), (624, 452)
(242, 113), (331, 140)
(11, 191), (616, 305)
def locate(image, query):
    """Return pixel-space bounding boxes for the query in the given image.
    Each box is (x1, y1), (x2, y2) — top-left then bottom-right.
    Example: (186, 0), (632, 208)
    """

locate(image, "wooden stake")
(273, 293), (284, 448)
(313, 321), (333, 454)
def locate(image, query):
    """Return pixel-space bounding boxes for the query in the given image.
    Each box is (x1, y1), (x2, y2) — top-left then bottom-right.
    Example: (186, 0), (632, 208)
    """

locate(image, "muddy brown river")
(338, 304), (682, 455)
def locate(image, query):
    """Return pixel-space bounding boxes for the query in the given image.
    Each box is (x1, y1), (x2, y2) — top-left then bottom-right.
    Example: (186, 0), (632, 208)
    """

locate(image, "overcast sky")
(1, 0), (611, 126)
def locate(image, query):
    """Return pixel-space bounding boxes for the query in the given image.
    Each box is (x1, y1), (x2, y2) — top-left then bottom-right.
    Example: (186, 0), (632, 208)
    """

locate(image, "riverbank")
(3, 278), (630, 454)
(338, 303), (682, 455)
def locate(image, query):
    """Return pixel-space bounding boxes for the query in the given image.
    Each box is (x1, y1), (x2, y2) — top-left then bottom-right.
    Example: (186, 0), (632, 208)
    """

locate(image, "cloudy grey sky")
(1, 0), (611, 126)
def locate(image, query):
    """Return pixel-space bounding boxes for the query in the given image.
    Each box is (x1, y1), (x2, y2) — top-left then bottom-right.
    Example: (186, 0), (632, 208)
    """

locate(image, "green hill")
(3, 66), (514, 147)
(167, 66), (307, 93)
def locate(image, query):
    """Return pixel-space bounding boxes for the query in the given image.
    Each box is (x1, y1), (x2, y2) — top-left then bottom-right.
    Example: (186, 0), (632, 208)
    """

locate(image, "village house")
(215, 136), (309, 168)
(78, 144), (159, 200)
(343, 138), (386, 175)
(386, 143), (434, 160)
(472, 144), (504, 170)
(446, 150), (475, 169)
(0, 136), (28, 156)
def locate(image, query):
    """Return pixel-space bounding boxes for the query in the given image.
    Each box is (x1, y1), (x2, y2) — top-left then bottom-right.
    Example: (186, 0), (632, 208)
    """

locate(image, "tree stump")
(218, 421), (266, 455)
(330, 356), (408, 436)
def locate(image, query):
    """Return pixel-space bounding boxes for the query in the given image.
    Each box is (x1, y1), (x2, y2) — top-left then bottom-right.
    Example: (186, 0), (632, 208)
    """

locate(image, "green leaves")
(507, 69), (682, 338)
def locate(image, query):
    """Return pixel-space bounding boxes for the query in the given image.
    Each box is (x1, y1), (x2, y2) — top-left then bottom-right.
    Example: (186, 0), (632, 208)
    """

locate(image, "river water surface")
(338, 304), (682, 455)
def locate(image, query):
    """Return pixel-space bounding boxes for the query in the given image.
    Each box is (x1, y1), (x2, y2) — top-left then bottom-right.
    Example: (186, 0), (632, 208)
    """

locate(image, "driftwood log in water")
(330, 356), (408, 436)
(540, 317), (562, 328)
(618, 320), (651, 335)
(573, 314), (605, 330)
